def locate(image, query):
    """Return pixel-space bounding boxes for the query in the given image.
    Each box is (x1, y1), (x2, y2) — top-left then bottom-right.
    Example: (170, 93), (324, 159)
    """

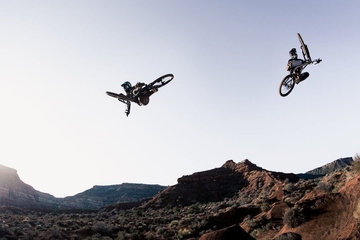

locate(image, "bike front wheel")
(279, 75), (295, 97)
(150, 74), (174, 89)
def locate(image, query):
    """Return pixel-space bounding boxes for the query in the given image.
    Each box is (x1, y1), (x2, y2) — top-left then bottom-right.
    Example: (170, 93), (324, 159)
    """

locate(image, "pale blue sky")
(0, 1), (359, 197)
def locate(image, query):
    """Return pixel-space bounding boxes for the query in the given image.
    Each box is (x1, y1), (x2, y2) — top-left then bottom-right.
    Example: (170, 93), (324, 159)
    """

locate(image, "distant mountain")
(0, 164), (167, 210)
(60, 183), (167, 209)
(297, 157), (353, 179)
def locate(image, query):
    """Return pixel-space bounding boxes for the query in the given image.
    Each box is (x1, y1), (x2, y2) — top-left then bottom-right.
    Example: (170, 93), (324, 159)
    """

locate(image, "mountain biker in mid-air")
(106, 74), (174, 116)
(285, 48), (309, 84)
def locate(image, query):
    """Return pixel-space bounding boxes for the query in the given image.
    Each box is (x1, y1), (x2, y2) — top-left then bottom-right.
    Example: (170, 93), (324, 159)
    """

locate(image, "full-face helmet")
(121, 81), (132, 94)
(289, 48), (298, 59)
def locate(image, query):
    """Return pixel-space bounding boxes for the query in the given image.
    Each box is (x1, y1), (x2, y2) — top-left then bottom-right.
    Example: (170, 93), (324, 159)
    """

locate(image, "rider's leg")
(138, 96), (149, 106)
(300, 72), (309, 81)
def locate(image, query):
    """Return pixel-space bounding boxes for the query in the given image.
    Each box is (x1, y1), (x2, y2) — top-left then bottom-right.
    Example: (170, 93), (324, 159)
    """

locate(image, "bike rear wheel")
(279, 75), (295, 97)
(150, 74), (174, 89)
(297, 33), (311, 61)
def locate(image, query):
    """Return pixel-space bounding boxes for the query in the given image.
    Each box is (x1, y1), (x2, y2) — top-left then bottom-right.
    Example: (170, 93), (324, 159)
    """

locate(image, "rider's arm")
(132, 82), (145, 96)
(286, 60), (292, 71)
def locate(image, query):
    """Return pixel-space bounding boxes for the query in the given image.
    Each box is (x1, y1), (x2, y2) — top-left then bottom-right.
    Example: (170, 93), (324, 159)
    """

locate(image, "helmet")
(289, 48), (297, 59)
(121, 81), (132, 93)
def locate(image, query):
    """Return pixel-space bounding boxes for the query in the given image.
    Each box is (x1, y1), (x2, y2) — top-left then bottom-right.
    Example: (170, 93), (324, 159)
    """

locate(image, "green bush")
(283, 207), (305, 228)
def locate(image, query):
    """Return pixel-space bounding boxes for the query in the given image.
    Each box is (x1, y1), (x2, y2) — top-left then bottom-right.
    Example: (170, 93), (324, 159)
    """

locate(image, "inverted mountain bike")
(106, 73), (174, 116)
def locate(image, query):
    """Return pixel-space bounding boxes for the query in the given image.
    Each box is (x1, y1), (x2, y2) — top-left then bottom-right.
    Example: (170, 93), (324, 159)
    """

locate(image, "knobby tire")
(297, 33), (311, 61)
(150, 74), (174, 89)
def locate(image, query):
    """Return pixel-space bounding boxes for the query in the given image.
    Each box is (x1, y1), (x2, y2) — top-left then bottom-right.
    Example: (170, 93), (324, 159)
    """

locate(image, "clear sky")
(1, 1), (359, 197)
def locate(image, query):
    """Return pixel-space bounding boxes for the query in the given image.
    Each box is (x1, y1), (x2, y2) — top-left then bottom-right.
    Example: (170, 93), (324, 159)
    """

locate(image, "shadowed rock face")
(142, 159), (299, 209)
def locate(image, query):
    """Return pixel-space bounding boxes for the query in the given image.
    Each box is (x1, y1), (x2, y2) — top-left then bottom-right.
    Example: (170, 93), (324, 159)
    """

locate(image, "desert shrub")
(169, 220), (179, 228)
(283, 207), (305, 228)
(23, 232), (35, 240)
(284, 183), (296, 192)
(155, 227), (166, 235)
(353, 201), (360, 220)
(0, 223), (10, 238)
(116, 231), (125, 240)
(353, 154), (360, 173)
(189, 203), (201, 214)
(172, 206), (180, 213)
(261, 202), (271, 212)
(51, 226), (62, 239)
(136, 209), (144, 217)
(91, 221), (113, 235)
(178, 228), (192, 238)
(316, 182), (333, 192)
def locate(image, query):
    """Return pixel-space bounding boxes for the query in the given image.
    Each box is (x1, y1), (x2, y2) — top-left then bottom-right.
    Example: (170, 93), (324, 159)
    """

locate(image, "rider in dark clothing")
(121, 81), (133, 95)
(121, 81), (151, 107)
(286, 48), (309, 83)
(121, 81), (145, 99)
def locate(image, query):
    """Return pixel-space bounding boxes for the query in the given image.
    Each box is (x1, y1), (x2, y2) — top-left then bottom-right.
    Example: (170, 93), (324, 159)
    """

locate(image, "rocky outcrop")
(0, 164), (60, 210)
(143, 159), (299, 209)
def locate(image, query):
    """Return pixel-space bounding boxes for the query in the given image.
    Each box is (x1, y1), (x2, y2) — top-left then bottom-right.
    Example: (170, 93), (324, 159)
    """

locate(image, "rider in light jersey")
(286, 48), (309, 83)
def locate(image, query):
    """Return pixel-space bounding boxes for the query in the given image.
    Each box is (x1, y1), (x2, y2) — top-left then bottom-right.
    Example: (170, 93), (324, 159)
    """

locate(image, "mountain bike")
(106, 74), (174, 116)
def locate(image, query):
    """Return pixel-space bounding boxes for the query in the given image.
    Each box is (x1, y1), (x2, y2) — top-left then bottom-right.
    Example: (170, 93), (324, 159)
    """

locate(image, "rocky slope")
(0, 157), (359, 239)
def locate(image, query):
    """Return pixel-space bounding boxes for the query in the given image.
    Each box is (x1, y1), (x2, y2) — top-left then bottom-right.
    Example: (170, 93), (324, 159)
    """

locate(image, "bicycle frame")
(291, 59), (320, 76)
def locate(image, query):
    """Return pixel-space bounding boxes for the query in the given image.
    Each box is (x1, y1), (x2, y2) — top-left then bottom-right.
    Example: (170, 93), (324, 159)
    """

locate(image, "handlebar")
(313, 58), (322, 64)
